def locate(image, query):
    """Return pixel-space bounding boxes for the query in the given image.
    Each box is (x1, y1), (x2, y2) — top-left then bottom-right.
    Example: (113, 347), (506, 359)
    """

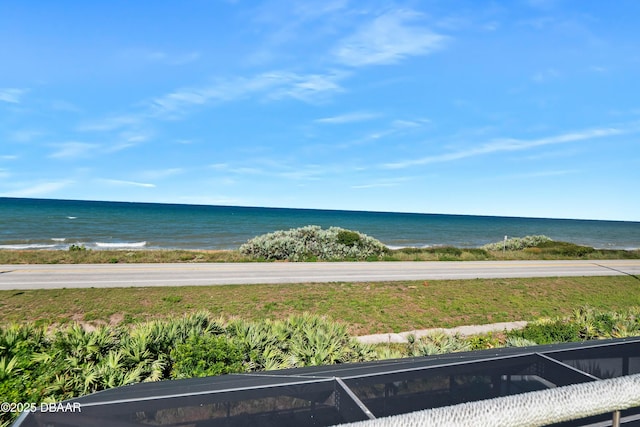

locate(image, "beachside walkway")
(356, 321), (529, 344)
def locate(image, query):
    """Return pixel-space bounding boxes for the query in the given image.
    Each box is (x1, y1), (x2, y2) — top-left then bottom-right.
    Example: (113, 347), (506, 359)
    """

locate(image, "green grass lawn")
(2, 275), (638, 335)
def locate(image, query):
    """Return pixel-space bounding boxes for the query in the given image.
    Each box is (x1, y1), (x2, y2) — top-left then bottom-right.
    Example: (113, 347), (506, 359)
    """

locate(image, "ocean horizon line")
(2, 196), (637, 224)
(2, 197), (639, 251)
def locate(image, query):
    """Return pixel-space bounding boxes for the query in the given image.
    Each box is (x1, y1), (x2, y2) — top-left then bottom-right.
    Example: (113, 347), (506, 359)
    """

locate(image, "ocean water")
(1, 197), (639, 250)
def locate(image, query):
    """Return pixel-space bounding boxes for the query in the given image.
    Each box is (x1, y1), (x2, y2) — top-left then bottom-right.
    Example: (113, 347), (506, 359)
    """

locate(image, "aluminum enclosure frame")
(12, 337), (640, 427)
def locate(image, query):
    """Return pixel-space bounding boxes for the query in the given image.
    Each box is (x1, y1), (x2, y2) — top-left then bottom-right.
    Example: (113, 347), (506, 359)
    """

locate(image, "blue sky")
(1, 0), (639, 221)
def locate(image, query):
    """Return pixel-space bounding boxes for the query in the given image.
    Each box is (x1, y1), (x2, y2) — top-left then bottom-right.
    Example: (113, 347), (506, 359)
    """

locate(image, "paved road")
(0, 260), (639, 290)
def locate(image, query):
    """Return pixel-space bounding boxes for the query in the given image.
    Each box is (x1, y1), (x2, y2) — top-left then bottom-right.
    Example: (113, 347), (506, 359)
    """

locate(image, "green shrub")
(467, 333), (501, 350)
(170, 335), (245, 379)
(431, 246), (463, 256)
(466, 248), (489, 256)
(398, 247), (423, 254)
(505, 337), (537, 347)
(68, 244), (87, 252)
(336, 230), (361, 247)
(162, 295), (182, 304)
(506, 319), (582, 344)
(482, 235), (553, 251)
(533, 241), (595, 257)
(239, 225), (389, 261)
(410, 332), (471, 356)
(226, 313), (375, 370)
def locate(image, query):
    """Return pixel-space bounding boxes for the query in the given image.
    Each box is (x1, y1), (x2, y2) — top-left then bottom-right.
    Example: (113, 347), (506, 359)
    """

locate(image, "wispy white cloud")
(1, 180), (73, 197)
(351, 177), (412, 189)
(245, 0), (348, 66)
(384, 127), (624, 169)
(482, 21), (500, 31)
(210, 163), (264, 175)
(331, 117), (431, 150)
(0, 88), (27, 104)
(105, 130), (153, 152)
(315, 111), (380, 124)
(589, 65), (608, 73)
(210, 163), (230, 171)
(508, 169), (579, 179)
(291, 0), (349, 22)
(523, 147), (581, 161)
(0, 169), (10, 179)
(391, 118), (431, 128)
(0, 155), (18, 160)
(276, 165), (324, 181)
(77, 115), (142, 132)
(210, 160), (327, 181)
(149, 70), (347, 117)
(49, 142), (100, 159)
(8, 129), (44, 143)
(267, 71), (346, 103)
(118, 48), (201, 66)
(100, 179), (156, 188)
(138, 168), (183, 180)
(333, 10), (448, 67)
(50, 100), (82, 113)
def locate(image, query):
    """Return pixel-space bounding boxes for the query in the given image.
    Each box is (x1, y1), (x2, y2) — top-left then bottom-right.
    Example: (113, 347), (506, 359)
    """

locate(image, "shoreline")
(2, 238), (639, 252)
(4, 198), (640, 252)
(0, 244), (639, 265)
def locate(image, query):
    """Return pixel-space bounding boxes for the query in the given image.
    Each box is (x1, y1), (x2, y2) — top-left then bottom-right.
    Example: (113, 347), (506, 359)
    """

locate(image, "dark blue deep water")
(1, 198), (639, 250)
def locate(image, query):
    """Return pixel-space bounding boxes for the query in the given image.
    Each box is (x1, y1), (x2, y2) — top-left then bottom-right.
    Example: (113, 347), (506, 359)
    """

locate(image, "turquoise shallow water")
(1, 197), (639, 250)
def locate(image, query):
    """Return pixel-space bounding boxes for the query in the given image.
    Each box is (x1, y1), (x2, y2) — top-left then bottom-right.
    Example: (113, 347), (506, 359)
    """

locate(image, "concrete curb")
(356, 321), (528, 344)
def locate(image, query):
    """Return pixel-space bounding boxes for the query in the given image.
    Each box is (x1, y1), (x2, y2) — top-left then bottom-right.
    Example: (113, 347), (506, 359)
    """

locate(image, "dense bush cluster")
(389, 306), (640, 360)
(508, 306), (640, 344)
(531, 240), (596, 257)
(482, 235), (552, 251)
(0, 313), (374, 425)
(239, 225), (389, 261)
(3, 306), (640, 424)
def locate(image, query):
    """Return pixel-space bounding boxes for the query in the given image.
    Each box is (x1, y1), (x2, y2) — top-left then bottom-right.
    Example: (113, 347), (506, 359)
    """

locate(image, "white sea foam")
(67, 216), (77, 220)
(0, 243), (57, 250)
(95, 241), (147, 249)
(386, 244), (433, 250)
(51, 238), (66, 242)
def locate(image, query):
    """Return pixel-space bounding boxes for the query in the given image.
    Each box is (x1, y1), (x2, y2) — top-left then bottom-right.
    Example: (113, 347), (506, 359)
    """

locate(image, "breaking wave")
(0, 243), (58, 250)
(95, 241), (147, 249)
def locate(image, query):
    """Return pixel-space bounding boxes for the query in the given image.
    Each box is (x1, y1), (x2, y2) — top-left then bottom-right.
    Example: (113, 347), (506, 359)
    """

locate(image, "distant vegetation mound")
(482, 235), (553, 251)
(239, 225), (389, 261)
(481, 235), (604, 257)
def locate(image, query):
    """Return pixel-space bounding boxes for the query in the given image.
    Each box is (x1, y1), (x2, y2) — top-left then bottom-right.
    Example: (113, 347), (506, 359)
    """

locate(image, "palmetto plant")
(0, 355), (19, 380)
(285, 313), (369, 366)
(411, 332), (471, 356)
(0, 323), (48, 356)
(4, 307), (640, 427)
(52, 324), (116, 362)
(97, 350), (145, 389)
(375, 346), (405, 360)
(505, 337), (538, 347)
